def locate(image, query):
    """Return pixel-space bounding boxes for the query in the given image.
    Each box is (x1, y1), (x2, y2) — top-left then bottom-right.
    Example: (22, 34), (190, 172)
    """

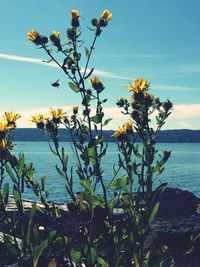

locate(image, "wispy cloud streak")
(154, 84), (197, 91)
(0, 53), (131, 80)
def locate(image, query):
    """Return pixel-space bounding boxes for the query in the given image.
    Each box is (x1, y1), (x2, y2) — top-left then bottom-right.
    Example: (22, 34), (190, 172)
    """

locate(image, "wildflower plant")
(0, 8), (174, 267)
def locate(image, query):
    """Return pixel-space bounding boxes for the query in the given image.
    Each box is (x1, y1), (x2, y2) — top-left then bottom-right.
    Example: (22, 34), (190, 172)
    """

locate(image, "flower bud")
(162, 100), (173, 112)
(72, 106), (79, 114)
(40, 36), (48, 45)
(70, 10), (80, 28)
(116, 97), (127, 107)
(71, 18), (80, 28)
(91, 18), (98, 27)
(50, 31), (62, 51)
(89, 77), (104, 93)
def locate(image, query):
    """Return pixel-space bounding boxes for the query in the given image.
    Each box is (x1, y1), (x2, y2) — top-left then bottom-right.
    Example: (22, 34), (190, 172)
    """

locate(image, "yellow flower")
(0, 138), (13, 152)
(27, 29), (40, 42)
(4, 111), (21, 124)
(71, 9), (80, 20)
(112, 121), (134, 138)
(72, 105), (79, 114)
(51, 31), (60, 39)
(124, 121), (134, 133)
(50, 108), (66, 122)
(0, 138), (7, 149)
(128, 78), (150, 93)
(0, 120), (13, 133)
(0, 138), (14, 152)
(31, 114), (45, 124)
(89, 77), (100, 85)
(101, 10), (112, 21)
(27, 29), (48, 45)
(112, 126), (126, 138)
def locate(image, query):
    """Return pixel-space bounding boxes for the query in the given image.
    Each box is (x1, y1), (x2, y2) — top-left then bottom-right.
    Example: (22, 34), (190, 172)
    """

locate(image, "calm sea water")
(9, 142), (200, 203)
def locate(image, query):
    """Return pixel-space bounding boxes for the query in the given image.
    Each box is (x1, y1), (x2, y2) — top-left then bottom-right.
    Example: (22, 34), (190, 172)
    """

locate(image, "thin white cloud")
(121, 64), (200, 77)
(154, 84), (196, 91)
(0, 53), (47, 65)
(176, 65), (200, 73)
(91, 69), (131, 80)
(0, 53), (131, 80)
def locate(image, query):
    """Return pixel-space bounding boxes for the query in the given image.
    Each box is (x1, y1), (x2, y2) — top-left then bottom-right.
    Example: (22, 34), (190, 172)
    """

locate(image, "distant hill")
(12, 128), (200, 143)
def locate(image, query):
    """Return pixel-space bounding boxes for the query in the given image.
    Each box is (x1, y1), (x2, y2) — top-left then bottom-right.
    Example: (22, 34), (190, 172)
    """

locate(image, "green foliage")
(68, 82), (80, 93)
(0, 8), (175, 267)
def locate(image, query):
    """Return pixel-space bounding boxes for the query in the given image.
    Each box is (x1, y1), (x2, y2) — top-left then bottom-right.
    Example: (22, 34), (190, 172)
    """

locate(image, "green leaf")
(4, 235), (19, 257)
(97, 257), (109, 267)
(41, 176), (47, 191)
(85, 47), (89, 59)
(143, 251), (151, 266)
(109, 176), (128, 191)
(87, 146), (96, 165)
(70, 249), (81, 264)
(90, 114), (102, 124)
(3, 183), (9, 205)
(80, 179), (94, 196)
(43, 59), (53, 63)
(68, 82), (80, 93)
(33, 239), (48, 267)
(90, 247), (97, 264)
(48, 230), (57, 243)
(102, 118), (112, 127)
(13, 185), (22, 212)
(18, 153), (25, 177)
(5, 164), (17, 183)
(56, 165), (66, 180)
(108, 197), (115, 213)
(27, 203), (36, 244)
(148, 202), (160, 225)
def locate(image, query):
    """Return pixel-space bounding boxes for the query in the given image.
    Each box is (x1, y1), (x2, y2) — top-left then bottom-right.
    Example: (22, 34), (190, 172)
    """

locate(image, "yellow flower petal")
(101, 10), (112, 21)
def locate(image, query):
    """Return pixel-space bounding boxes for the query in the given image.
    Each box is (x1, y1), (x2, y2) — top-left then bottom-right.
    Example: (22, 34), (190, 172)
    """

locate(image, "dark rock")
(145, 188), (200, 266)
(156, 187), (200, 218)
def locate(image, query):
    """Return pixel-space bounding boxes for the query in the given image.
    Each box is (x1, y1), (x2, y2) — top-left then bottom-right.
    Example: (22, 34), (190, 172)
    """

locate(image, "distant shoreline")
(12, 128), (200, 143)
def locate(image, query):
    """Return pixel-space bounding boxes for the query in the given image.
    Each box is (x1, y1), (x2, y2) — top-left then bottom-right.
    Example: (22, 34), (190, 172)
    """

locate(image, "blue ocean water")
(10, 142), (200, 203)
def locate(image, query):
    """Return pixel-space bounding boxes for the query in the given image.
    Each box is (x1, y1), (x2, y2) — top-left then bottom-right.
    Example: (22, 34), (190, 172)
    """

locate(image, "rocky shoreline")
(1, 188), (200, 266)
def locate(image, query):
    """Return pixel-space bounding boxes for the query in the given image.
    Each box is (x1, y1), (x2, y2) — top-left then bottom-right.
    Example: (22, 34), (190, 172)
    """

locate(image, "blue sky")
(0, 0), (200, 129)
